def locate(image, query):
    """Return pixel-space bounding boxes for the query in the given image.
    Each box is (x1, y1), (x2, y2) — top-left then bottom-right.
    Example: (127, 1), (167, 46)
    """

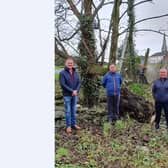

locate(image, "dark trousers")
(107, 95), (120, 122)
(155, 101), (168, 127)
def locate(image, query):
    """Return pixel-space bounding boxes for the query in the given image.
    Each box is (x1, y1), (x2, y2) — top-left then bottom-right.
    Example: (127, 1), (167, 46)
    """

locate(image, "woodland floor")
(56, 117), (168, 168)
(55, 79), (168, 168)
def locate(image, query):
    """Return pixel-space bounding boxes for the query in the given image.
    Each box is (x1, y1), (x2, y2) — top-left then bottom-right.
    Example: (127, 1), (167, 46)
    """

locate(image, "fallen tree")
(56, 85), (154, 128)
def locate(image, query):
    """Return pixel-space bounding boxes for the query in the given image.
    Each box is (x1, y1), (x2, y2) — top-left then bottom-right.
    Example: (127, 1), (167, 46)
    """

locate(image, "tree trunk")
(127, 0), (136, 81)
(78, 0), (100, 107)
(109, 0), (121, 65)
(139, 48), (150, 84)
(143, 48), (150, 67)
(119, 32), (129, 73)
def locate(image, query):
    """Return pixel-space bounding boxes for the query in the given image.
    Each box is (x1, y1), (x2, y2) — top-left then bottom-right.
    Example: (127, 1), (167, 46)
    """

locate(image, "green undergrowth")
(127, 82), (153, 101)
(55, 118), (168, 168)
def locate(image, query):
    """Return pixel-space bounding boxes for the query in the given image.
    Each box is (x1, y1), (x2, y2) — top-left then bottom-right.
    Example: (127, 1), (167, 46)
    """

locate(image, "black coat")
(152, 78), (168, 102)
(59, 67), (80, 96)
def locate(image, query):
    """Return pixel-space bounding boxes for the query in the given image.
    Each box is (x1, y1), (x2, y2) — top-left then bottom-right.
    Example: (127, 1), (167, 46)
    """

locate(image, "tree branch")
(96, 10), (113, 61)
(92, 0), (105, 19)
(81, 38), (95, 58)
(58, 28), (80, 41)
(119, 0), (153, 20)
(67, 0), (81, 20)
(55, 41), (80, 65)
(119, 13), (168, 35)
(135, 13), (168, 25)
(135, 29), (168, 37)
(55, 37), (69, 58)
(63, 41), (80, 55)
(55, 43), (69, 60)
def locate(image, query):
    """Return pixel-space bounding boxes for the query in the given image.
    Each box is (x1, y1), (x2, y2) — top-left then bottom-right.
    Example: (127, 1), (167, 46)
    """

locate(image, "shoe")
(155, 123), (160, 130)
(72, 125), (81, 130)
(66, 127), (72, 133)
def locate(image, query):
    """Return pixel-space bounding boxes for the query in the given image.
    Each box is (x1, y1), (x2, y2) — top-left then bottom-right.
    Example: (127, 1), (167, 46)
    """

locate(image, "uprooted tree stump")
(119, 87), (153, 122)
(99, 87), (153, 122)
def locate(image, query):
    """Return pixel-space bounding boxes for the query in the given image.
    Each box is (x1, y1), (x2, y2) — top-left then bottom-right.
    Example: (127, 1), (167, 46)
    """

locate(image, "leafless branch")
(97, 16), (103, 48)
(135, 29), (168, 37)
(58, 28), (80, 41)
(96, 6), (113, 61)
(103, 1), (127, 6)
(67, 0), (81, 20)
(81, 38), (95, 58)
(55, 37), (69, 58)
(63, 41), (80, 55)
(92, 0), (106, 19)
(119, 13), (168, 35)
(55, 43), (69, 59)
(119, 0), (153, 20)
(135, 13), (168, 25)
(80, 0), (84, 14)
(92, 1), (103, 48)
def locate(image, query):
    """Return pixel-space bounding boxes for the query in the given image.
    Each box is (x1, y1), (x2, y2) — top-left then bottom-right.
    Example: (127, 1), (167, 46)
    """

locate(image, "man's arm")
(101, 75), (107, 88)
(152, 81), (156, 98)
(72, 74), (80, 96)
(76, 74), (80, 92)
(119, 74), (123, 85)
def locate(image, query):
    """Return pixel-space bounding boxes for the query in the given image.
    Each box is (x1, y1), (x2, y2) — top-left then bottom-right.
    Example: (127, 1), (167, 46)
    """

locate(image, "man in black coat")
(59, 57), (81, 133)
(152, 68), (168, 131)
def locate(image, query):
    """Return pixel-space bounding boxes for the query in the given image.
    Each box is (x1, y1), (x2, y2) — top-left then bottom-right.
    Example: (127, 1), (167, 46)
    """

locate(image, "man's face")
(65, 59), (74, 69)
(109, 64), (116, 72)
(159, 69), (167, 78)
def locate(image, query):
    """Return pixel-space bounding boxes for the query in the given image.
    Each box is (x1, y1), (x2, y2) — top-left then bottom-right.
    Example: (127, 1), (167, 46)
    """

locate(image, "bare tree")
(55, 0), (108, 107)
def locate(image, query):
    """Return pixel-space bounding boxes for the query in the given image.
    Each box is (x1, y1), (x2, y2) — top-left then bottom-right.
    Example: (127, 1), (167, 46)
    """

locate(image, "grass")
(55, 66), (64, 70)
(55, 73), (59, 81)
(55, 69), (168, 167)
(128, 83), (145, 95)
(56, 147), (69, 156)
(127, 82), (153, 101)
(55, 118), (168, 167)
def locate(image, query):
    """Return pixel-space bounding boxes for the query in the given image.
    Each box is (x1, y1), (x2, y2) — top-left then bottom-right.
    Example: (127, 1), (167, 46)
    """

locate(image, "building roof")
(150, 51), (168, 57)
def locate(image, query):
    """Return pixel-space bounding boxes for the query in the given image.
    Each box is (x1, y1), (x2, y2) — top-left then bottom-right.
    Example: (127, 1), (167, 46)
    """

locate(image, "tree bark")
(78, 0), (100, 107)
(144, 48), (150, 67)
(109, 0), (121, 65)
(127, 0), (136, 81)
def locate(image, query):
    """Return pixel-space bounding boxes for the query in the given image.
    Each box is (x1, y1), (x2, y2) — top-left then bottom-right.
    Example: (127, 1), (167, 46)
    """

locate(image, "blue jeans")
(63, 96), (77, 127)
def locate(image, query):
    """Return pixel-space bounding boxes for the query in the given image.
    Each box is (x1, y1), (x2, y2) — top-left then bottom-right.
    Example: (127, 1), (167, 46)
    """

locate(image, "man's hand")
(72, 90), (78, 96)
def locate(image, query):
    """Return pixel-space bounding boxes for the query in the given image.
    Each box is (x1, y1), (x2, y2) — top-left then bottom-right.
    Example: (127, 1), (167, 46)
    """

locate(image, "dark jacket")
(152, 78), (168, 102)
(101, 71), (122, 96)
(59, 67), (80, 96)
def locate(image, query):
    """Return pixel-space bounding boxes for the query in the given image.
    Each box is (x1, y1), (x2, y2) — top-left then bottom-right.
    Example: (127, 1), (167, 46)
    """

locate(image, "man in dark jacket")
(59, 57), (81, 133)
(101, 64), (122, 122)
(152, 68), (168, 131)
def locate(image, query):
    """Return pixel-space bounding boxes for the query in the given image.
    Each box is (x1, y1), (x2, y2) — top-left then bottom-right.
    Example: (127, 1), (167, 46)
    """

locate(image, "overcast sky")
(97, 0), (168, 58)
(57, 0), (168, 57)
(134, 0), (168, 55)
